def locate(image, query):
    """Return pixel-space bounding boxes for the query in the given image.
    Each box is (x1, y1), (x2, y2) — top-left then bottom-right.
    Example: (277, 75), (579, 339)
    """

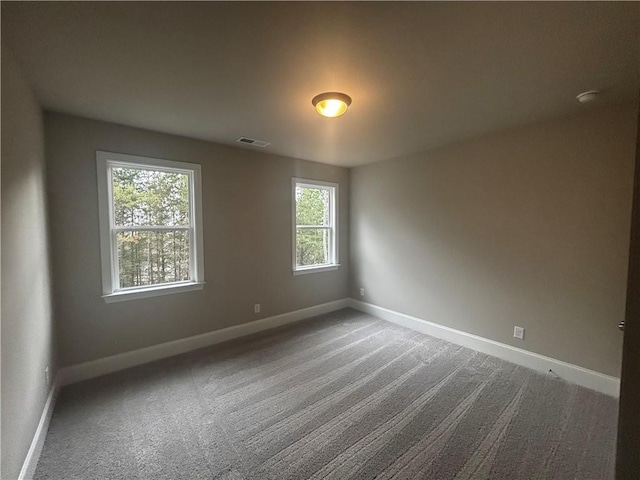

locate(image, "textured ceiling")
(2, 2), (639, 167)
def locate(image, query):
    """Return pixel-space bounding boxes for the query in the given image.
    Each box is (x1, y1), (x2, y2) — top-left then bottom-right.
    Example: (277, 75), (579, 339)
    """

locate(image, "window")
(292, 178), (339, 274)
(97, 151), (204, 302)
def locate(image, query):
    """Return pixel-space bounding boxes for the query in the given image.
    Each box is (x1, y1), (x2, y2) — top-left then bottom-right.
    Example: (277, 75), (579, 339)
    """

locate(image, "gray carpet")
(34, 308), (618, 480)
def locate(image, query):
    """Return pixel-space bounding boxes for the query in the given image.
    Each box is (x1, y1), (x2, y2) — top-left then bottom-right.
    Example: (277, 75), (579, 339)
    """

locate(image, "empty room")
(2, 2), (639, 479)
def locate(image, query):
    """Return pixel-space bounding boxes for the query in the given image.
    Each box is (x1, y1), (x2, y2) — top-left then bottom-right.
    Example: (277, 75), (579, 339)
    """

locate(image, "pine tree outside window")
(292, 178), (339, 274)
(97, 151), (205, 302)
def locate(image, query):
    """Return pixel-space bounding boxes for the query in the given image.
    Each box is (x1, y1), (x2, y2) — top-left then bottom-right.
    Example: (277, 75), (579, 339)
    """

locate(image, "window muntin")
(97, 152), (204, 301)
(293, 178), (338, 272)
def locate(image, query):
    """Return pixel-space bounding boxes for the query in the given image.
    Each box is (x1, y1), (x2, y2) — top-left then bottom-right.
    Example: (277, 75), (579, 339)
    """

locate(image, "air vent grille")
(236, 137), (270, 148)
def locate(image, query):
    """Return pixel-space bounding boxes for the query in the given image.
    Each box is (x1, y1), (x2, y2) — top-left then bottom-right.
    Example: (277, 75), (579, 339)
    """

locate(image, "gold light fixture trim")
(312, 92), (352, 118)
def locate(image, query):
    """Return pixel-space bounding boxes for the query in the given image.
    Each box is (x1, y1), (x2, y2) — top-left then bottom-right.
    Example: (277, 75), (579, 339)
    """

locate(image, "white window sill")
(102, 282), (205, 303)
(293, 264), (340, 276)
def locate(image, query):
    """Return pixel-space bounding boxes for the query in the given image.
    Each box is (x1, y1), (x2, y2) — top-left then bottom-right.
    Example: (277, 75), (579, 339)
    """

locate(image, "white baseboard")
(349, 299), (620, 397)
(18, 378), (59, 480)
(59, 298), (350, 386)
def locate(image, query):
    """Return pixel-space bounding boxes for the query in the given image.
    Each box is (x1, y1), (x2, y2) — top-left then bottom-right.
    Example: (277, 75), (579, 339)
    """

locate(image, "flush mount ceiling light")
(576, 90), (600, 104)
(312, 92), (352, 118)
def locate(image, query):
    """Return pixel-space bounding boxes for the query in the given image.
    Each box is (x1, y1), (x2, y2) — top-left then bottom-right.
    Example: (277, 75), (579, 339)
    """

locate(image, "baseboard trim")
(349, 299), (620, 397)
(18, 378), (59, 480)
(59, 298), (350, 386)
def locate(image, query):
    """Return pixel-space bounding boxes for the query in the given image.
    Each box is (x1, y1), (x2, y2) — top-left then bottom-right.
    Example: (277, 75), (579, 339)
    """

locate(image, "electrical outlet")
(254, 304), (261, 314)
(513, 326), (525, 340)
(44, 366), (50, 387)
(360, 288), (365, 297)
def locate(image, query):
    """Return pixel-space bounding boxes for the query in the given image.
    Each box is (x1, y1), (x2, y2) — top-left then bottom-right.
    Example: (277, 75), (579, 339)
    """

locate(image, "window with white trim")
(292, 178), (339, 274)
(97, 151), (205, 302)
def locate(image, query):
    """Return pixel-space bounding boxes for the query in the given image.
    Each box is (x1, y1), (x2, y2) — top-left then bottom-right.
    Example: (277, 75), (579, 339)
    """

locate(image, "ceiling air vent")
(236, 136), (270, 148)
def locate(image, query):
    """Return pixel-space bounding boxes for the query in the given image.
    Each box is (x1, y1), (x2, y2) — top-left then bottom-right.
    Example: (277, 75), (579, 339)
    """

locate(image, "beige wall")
(350, 104), (637, 377)
(1, 47), (57, 480)
(45, 112), (350, 367)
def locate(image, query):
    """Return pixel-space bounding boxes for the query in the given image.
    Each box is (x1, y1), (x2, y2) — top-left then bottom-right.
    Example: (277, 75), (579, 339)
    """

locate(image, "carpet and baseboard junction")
(33, 309), (617, 479)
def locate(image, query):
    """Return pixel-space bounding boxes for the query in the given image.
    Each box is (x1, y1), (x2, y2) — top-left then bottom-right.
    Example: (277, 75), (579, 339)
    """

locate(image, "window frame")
(96, 151), (205, 303)
(292, 177), (339, 275)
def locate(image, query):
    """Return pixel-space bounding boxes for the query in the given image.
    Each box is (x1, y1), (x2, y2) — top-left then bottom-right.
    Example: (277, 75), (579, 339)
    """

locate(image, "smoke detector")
(576, 90), (600, 104)
(236, 136), (270, 148)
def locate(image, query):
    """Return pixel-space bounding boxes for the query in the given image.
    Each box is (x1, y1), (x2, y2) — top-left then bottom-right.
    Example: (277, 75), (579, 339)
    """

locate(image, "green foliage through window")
(295, 184), (335, 268)
(113, 168), (189, 227)
(112, 167), (191, 288)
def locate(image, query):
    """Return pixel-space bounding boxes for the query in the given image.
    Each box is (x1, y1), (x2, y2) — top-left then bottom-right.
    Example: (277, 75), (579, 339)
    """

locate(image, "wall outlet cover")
(254, 304), (261, 314)
(513, 326), (525, 340)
